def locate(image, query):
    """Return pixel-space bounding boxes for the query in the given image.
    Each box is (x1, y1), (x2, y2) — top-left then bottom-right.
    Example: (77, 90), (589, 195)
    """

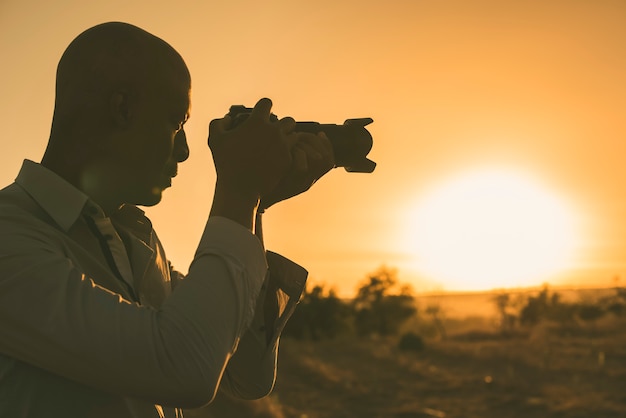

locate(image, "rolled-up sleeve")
(218, 251), (308, 399)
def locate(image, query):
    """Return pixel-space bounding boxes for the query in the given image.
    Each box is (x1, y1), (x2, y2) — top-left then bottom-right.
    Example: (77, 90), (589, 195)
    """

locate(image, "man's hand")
(208, 98), (295, 229)
(209, 98), (295, 198)
(260, 131), (335, 210)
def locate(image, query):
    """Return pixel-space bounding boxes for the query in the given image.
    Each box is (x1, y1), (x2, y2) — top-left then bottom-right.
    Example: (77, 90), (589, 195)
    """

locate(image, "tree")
(518, 285), (582, 327)
(603, 285), (626, 317)
(353, 267), (417, 337)
(519, 285), (567, 326)
(492, 292), (517, 334)
(425, 303), (447, 340)
(577, 303), (605, 325)
(282, 284), (352, 340)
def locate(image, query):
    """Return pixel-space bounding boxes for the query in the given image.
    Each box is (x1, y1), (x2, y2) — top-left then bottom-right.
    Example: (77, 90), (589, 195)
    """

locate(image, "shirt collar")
(15, 159), (152, 235)
(15, 159), (93, 231)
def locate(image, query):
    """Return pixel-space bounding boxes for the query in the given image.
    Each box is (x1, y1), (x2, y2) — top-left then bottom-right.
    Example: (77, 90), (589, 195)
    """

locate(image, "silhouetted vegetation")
(352, 267), (416, 337)
(492, 292), (519, 334)
(284, 265), (626, 348)
(424, 303), (447, 340)
(491, 284), (626, 335)
(602, 285), (626, 316)
(282, 284), (352, 341)
(519, 285), (567, 325)
(397, 331), (425, 352)
(283, 266), (417, 340)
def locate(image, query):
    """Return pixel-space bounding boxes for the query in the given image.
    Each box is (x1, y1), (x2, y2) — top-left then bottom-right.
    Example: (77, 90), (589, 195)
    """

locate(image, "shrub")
(353, 267), (417, 337)
(282, 284), (352, 341)
(398, 332), (425, 351)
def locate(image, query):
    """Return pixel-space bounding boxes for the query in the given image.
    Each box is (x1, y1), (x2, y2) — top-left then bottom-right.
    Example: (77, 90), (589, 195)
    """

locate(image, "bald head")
(49, 22), (190, 146)
(43, 22), (192, 211)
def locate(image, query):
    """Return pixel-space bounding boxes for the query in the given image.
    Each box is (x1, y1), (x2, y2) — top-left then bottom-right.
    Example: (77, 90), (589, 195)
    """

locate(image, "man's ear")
(109, 90), (134, 128)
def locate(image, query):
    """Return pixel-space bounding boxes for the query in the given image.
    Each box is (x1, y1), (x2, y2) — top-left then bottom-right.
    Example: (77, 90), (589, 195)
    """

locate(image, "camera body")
(227, 105), (376, 173)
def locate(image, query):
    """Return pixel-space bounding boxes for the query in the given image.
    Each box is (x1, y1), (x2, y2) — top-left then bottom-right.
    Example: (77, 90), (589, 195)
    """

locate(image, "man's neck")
(41, 153), (122, 216)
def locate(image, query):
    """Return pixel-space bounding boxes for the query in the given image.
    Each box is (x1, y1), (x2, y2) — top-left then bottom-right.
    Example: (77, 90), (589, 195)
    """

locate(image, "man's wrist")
(210, 181), (260, 231)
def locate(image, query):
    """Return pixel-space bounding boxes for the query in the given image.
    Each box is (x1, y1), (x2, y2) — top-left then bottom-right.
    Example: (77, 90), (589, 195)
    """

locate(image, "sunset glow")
(2, 1), (626, 295)
(403, 169), (580, 291)
(1, 5), (624, 416)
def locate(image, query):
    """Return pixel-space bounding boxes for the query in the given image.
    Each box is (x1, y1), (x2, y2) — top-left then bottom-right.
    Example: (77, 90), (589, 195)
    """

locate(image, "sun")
(402, 169), (581, 291)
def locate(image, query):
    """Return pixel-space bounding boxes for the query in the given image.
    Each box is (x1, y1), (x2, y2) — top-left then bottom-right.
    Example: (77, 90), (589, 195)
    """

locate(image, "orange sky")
(1, 0), (626, 296)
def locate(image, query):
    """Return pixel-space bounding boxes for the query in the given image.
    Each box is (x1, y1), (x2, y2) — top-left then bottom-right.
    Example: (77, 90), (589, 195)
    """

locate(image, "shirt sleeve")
(218, 251), (307, 399)
(0, 214), (267, 408)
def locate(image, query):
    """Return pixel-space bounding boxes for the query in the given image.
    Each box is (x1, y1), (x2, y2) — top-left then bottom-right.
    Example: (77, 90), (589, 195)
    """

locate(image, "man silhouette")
(0, 22), (333, 417)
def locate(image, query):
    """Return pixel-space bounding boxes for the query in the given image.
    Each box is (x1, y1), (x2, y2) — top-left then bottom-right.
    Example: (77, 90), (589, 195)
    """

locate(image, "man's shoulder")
(0, 181), (43, 213)
(0, 182), (59, 235)
(0, 182), (37, 215)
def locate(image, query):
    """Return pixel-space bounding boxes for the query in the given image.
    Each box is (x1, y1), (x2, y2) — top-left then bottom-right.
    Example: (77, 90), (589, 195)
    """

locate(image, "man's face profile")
(106, 79), (191, 207)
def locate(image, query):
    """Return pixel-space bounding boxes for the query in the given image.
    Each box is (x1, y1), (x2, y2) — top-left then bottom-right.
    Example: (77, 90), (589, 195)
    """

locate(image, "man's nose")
(173, 129), (190, 162)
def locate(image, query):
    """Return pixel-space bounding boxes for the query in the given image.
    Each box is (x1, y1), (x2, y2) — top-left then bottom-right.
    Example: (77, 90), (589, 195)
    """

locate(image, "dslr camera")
(227, 105), (376, 173)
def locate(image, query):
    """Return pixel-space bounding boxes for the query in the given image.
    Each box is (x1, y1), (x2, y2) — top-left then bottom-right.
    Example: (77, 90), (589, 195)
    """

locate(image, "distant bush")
(492, 292), (522, 334)
(283, 266), (418, 341)
(602, 287), (626, 317)
(353, 267), (417, 337)
(282, 284), (352, 341)
(519, 285), (578, 326)
(577, 303), (606, 324)
(398, 332), (425, 352)
(514, 284), (626, 331)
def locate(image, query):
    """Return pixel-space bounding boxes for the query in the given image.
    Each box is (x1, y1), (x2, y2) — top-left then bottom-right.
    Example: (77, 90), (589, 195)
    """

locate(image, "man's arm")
(207, 98), (295, 231)
(0, 98), (296, 408)
(0, 213), (265, 408)
(213, 125), (334, 399)
(217, 252), (308, 399)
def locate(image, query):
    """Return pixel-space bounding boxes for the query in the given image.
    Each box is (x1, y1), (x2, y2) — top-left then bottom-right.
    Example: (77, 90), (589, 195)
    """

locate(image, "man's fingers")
(292, 147), (308, 172)
(294, 140), (322, 163)
(292, 132), (335, 169)
(249, 97), (273, 122)
(278, 116), (296, 135)
(310, 132), (335, 170)
(285, 132), (300, 148)
(207, 116), (231, 146)
(209, 116), (232, 132)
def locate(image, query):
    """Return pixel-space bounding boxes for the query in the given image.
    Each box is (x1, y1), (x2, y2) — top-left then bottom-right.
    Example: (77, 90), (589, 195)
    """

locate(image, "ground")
(188, 313), (626, 418)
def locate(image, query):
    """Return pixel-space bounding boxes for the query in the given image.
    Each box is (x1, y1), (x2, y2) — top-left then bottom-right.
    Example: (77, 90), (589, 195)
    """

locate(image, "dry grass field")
(188, 291), (626, 418)
(273, 324), (625, 417)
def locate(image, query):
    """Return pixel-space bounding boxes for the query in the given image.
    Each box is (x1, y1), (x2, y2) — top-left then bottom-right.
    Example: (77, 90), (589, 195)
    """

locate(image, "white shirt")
(0, 160), (307, 417)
